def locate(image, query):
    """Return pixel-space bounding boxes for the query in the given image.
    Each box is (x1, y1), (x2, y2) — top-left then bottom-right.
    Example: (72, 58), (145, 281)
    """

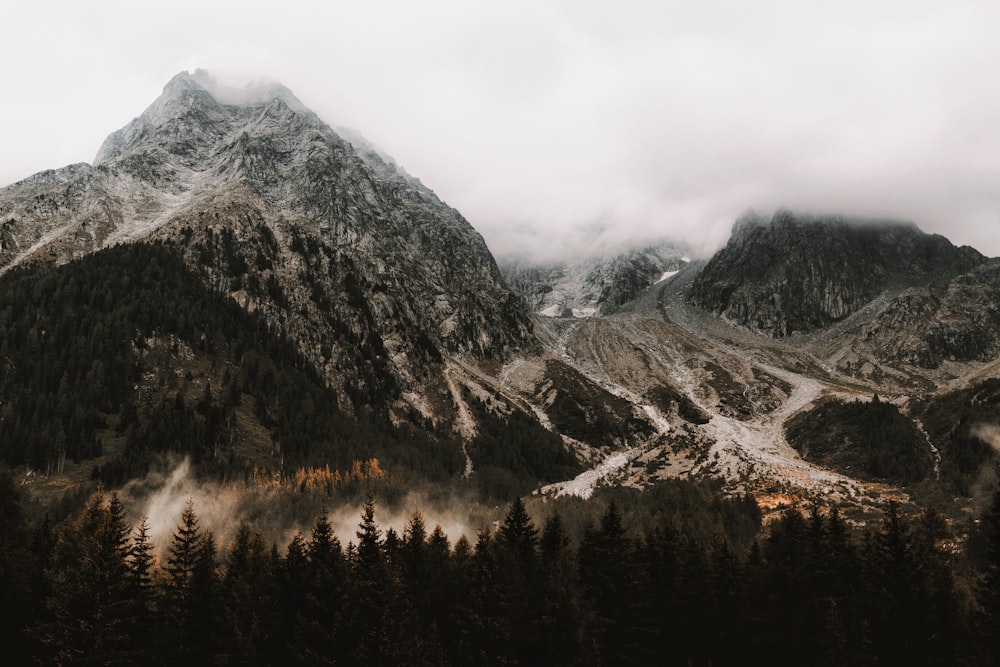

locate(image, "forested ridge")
(0, 242), (580, 499)
(4, 469), (1000, 666)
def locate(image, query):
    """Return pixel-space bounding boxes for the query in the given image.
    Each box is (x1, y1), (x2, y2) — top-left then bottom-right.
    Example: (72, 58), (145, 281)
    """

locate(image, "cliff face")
(0, 71), (533, 412)
(859, 259), (1000, 368)
(688, 210), (985, 337)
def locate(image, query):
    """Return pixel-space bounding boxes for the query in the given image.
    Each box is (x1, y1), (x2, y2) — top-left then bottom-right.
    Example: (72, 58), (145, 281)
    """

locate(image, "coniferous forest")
(3, 466), (1000, 666)
(5, 243), (1000, 665)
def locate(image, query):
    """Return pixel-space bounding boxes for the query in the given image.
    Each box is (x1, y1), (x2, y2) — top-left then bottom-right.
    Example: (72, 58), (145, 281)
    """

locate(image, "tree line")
(4, 468), (1000, 665)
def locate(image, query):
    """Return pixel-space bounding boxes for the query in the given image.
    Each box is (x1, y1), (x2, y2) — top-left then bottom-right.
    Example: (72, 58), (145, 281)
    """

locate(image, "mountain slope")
(0, 71), (532, 417)
(688, 210), (985, 337)
(5, 71), (1000, 517)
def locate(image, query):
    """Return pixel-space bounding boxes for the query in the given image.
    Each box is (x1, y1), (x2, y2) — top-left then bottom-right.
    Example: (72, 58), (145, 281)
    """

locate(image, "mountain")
(857, 258), (1000, 368)
(5, 74), (1000, 667)
(688, 209), (985, 337)
(0, 71), (532, 415)
(4, 71), (1000, 523)
(500, 241), (691, 318)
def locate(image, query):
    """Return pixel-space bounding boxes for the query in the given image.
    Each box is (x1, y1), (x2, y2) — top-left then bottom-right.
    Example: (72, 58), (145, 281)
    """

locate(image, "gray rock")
(688, 209), (985, 337)
(0, 70), (533, 411)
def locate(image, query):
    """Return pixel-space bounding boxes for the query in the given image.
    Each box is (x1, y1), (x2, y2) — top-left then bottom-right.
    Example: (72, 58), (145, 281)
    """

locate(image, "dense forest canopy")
(3, 469), (1000, 666)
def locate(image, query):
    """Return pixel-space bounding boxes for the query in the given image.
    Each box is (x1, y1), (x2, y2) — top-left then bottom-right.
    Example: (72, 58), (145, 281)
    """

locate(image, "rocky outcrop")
(688, 210), (985, 337)
(861, 259), (1000, 368)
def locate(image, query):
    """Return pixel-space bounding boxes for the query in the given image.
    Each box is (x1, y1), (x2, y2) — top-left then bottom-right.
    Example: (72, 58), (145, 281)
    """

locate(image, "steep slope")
(0, 242), (468, 491)
(500, 241), (690, 317)
(0, 71), (532, 417)
(688, 210), (985, 337)
(857, 259), (1000, 368)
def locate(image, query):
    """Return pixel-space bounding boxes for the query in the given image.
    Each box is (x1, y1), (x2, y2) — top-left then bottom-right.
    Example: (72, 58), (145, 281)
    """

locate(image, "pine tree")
(982, 490), (1000, 663)
(578, 502), (634, 663)
(539, 511), (596, 665)
(302, 513), (345, 665)
(273, 532), (313, 664)
(866, 502), (917, 665)
(126, 516), (157, 663)
(44, 488), (134, 664)
(347, 495), (417, 664)
(495, 497), (543, 663)
(0, 467), (39, 655)
(221, 522), (275, 663)
(162, 500), (221, 665)
(165, 499), (201, 594)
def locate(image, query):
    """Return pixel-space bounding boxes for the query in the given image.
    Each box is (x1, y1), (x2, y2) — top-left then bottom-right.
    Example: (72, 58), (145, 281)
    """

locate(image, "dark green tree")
(0, 467), (39, 655)
(221, 522), (276, 664)
(44, 488), (134, 664)
(162, 500), (222, 665)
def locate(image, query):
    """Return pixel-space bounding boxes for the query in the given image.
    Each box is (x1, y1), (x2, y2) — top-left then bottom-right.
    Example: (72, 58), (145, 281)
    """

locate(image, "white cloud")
(1, 0), (998, 259)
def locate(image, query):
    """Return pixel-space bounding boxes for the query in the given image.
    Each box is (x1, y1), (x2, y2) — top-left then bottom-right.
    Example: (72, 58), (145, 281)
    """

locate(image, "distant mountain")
(688, 210), (985, 337)
(500, 241), (691, 317)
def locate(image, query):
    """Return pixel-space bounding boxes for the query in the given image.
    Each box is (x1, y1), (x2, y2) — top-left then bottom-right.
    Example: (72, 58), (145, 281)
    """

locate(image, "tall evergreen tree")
(578, 502), (635, 663)
(126, 516), (157, 664)
(982, 489), (1000, 664)
(346, 496), (419, 665)
(44, 488), (134, 664)
(539, 511), (596, 665)
(162, 500), (222, 665)
(221, 522), (276, 664)
(303, 512), (346, 664)
(495, 497), (543, 663)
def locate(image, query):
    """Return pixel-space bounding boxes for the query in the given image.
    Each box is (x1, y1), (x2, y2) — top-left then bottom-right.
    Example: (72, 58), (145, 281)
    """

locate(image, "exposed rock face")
(688, 210), (985, 337)
(861, 259), (1000, 368)
(500, 241), (690, 317)
(0, 70), (533, 411)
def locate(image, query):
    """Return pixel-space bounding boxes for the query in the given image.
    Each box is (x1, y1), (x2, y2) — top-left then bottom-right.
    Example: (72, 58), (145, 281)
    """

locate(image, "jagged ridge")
(0, 71), (534, 415)
(688, 209), (985, 337)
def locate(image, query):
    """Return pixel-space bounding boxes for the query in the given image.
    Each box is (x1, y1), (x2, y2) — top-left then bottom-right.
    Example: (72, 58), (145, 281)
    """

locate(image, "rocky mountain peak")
(689, 210), (986, 337)
(730, 208), (768, 238)
(1, 70), (534, 416)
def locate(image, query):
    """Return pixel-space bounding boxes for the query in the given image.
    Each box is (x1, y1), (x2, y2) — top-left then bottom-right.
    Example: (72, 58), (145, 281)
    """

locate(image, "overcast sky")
(1, 0), (998, 261)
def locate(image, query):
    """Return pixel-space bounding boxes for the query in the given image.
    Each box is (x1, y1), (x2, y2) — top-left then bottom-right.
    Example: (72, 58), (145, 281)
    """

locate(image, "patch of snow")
(540, 448), (641, 499)
(914, 419), (941, 481)
(572, 307), (597, 318)
(538, 304), (563, 318)
(656, 270), (680, 283)
(681, 256), (691, 263)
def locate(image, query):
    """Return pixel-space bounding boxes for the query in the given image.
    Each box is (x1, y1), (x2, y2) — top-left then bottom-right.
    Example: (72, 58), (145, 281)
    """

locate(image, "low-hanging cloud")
(116, 456), (499, 560)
